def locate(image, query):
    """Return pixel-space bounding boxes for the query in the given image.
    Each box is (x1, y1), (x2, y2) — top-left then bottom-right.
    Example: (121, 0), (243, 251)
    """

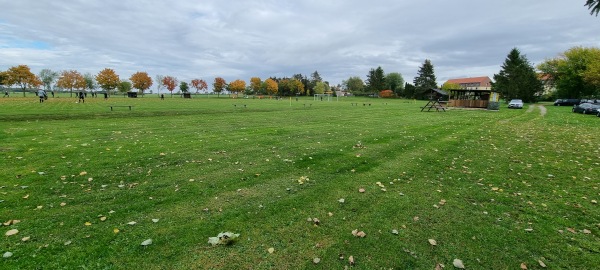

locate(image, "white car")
(508, 99), (524, 109)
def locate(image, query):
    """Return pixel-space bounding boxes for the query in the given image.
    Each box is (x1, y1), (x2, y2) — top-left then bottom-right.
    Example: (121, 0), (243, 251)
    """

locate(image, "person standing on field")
(78, 91), (85, 103)
(38, 89), (46, 103)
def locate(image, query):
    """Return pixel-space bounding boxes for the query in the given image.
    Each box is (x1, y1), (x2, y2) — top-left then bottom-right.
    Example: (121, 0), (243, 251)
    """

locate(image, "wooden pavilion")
(447, 89), (499, 108)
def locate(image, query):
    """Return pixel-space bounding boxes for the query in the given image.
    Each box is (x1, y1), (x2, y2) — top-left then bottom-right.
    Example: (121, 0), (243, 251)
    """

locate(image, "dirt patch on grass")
(539, 105), (547, 116)
(526, 105), (535, 113)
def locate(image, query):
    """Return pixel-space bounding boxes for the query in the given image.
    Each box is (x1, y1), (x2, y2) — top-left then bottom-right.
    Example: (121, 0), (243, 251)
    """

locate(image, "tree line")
(2, 46), (598, 100)
(0, 67), (331, 98)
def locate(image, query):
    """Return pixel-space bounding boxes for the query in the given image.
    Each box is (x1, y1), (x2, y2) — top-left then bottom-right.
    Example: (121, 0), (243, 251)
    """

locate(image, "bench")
(420, 105), (446, 112)
(433, 105), (446, 112)
(109, 105), (133, 111)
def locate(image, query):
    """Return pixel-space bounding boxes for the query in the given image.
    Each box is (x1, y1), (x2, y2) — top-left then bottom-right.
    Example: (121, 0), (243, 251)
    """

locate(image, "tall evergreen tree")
(366, 66), (385, 95)
(403, 83), (416, 99)
(413, 60), (437, 99)
(492, 48), (543, 103)
(309, 71), (322, 95)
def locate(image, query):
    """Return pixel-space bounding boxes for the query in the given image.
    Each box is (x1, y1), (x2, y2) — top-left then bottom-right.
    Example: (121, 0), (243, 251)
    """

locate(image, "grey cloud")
(1, 0), (598, 87)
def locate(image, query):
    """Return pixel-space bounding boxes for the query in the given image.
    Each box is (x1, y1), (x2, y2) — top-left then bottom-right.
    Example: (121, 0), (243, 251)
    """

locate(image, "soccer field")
(1, 96), (598, 269)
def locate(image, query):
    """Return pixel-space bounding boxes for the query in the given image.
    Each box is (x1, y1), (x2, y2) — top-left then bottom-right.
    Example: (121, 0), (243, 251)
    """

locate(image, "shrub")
(379, 90), (394, 98)
(487, 101), (500, 110)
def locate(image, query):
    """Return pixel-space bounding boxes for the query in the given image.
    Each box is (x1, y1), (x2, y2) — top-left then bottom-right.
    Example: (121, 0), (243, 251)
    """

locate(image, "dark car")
(572, 103), (600, 114)
(554, 99), (581, 106)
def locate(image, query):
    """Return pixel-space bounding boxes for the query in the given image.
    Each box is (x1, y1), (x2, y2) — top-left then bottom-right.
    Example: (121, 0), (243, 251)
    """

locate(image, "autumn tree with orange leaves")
(96, 68), (120, 96)
(228, 79), (246, 98)
(57, 70), (86, 97)
(162, 76), (178, 97)
(130, 71), (153, 96)
(191, 79), (208, 93)
(4, 65), (42, 97)
(213, 77), (227, 97)
(264, 78), (278, 96)
(289, 78), (305, 95)
(250, 77), (261, 95)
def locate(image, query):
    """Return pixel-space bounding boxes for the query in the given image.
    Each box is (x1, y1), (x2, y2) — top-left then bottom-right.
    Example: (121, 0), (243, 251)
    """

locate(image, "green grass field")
(1, 95), (599, 269)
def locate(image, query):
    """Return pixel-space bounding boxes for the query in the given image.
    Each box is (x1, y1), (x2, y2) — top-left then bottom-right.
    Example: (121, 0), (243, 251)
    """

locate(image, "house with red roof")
(444, 76), (492, 90)
(444, 76), (498, 108)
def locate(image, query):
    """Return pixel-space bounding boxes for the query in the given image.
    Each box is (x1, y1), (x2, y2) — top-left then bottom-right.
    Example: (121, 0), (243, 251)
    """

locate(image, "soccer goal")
(314, 94), (331, 101)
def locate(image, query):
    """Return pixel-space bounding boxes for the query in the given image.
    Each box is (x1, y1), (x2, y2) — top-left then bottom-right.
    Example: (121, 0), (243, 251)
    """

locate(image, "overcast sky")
(1, 0), (599, 90)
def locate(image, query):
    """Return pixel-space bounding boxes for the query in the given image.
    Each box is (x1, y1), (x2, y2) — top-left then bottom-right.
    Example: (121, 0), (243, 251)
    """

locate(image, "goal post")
(313, 94), (331, 101)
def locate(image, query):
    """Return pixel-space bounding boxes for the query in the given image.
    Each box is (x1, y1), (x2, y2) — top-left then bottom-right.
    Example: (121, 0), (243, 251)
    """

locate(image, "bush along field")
(1, 96), (599, 269)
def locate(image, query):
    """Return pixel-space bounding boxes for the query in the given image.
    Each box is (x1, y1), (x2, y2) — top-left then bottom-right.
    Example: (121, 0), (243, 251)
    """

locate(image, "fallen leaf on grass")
(3, 220), (20, 226)
(391, 229), (399, 235)
(351, 229), (366, 238)
(313, 258), (320, 264)
(520, 262), (528, 269)
(453, 259), (465, 269)
(127, 221), (137, 225)
(435, 263), (444, 270)
(3, 252), (13, 258)
(538, 260), (547, 268)
(428, 239), (437, 246)
(566, 228), (576, 233)
(583, 229), (591, 234)
(113, 228), (120, 234)
(5, 229), (19, 236)
(100, 216), (107, 221)
(208, 232), (240, 246)
(298, 176), (309, 185)
(268, 247), (274, 254)
(64, 240), (72, 246)
(141, 239), (152, 246)
(21, 236), (30, 242)
(358, 188), (365, 193)
(60, 202), (66, 207)
(349, 255), (355, 265)
(79, 171), (87, 176)
(152, 219), (159, 223)
(312, 218), (320, 225)
(338, 198), (345, 203)
(22, 194), (29, 199)
(84, 222), (92, 226)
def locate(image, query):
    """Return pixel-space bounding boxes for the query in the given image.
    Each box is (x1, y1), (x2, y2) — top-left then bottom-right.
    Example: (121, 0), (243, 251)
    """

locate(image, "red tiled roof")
(445, 76), (491, 84)
(537, 73), (551, 80)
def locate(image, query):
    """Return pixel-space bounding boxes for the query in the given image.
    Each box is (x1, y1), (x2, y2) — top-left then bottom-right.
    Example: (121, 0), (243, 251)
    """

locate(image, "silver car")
(508, 99), (524, 109)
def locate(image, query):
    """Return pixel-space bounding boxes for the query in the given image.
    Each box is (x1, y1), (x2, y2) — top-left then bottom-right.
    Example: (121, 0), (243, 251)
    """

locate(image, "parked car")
(554, 99), (580, 106)
(508, 99), (524, 109)
(579, 99), (600, 104)
(572, 103), (600, 114)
